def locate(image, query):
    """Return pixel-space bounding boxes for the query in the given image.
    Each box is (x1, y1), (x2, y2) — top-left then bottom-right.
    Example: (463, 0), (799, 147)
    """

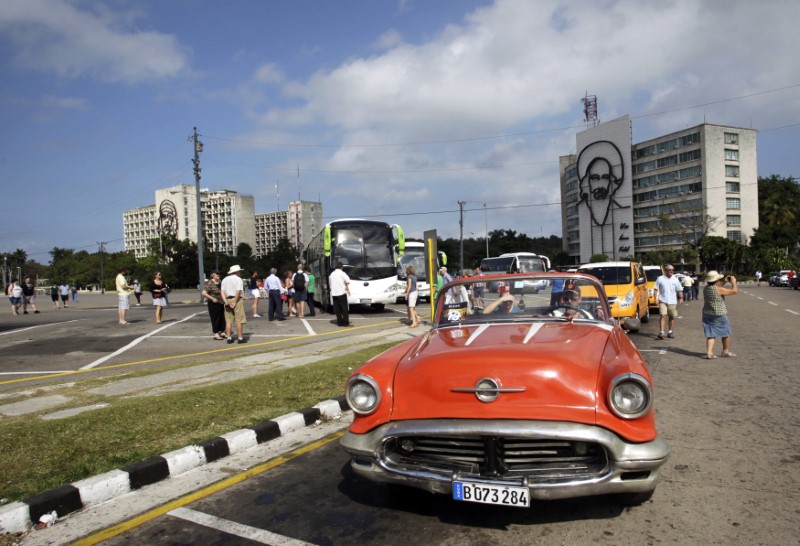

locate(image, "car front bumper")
(341, 419), (670, 501)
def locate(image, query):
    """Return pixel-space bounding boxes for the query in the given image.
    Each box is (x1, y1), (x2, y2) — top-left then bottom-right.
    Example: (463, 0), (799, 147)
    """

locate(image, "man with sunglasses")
(654, 264), (684, 340)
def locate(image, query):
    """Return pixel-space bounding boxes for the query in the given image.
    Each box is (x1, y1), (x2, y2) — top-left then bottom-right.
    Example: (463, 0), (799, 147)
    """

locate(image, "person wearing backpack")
(292, 264), (309, 318)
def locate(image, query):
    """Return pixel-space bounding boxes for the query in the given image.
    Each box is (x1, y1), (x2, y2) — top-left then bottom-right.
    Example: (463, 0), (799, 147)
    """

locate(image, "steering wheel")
(559, 305), (593, 319)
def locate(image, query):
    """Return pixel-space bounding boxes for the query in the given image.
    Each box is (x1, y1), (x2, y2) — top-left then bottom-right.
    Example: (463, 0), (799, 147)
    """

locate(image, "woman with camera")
(701, 271), (738, 359)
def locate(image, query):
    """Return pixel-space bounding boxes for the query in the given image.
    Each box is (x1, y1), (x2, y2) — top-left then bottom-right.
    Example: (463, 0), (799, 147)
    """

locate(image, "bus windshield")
(334, 226), (395, 280)
(517, 256), (546, 273)
(398, 250), (427, 280)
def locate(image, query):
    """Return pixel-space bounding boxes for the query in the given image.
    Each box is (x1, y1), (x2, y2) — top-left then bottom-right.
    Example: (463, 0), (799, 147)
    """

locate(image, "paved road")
(10, 285), (800, 544)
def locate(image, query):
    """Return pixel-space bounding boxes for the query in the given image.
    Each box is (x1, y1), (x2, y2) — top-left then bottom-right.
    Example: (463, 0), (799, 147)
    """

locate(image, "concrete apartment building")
(559, 116), (758, 264)
(123, 184), (322, 259)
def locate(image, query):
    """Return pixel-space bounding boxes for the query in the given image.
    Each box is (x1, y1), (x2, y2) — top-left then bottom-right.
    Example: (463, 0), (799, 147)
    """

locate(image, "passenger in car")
(481, 292), (522, 315)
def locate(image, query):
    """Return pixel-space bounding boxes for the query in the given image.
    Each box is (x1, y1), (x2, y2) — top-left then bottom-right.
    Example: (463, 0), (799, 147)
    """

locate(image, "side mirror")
(635, 276), (646, 286)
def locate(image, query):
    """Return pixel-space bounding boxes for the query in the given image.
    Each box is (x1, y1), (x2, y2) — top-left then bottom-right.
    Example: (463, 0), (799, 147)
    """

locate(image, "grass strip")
(0, 341), (399, 502)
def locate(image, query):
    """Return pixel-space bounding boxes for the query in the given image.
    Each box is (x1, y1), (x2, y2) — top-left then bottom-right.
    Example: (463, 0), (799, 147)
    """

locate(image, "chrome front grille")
(382, 435), (609, 483)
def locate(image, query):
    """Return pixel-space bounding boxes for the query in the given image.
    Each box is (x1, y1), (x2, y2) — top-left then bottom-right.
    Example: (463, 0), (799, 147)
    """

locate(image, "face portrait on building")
(577, 140), (627, 227)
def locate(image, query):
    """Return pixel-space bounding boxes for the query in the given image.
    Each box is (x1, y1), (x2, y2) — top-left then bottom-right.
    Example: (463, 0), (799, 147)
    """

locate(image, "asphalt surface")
(2, 284), (800, 544)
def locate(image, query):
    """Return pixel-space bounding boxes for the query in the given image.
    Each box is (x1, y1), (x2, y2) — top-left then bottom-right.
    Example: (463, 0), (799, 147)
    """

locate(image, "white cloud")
(0, 0), (190, 83)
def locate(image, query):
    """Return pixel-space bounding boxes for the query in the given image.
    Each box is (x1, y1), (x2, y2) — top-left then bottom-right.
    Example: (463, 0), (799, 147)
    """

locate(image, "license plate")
(360, 298), (372, 303)
(452, 481), (529, 507)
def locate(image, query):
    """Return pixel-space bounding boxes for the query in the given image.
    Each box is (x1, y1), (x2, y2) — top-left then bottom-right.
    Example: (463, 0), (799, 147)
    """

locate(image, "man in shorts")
(222, 265), (247, 344)
(654, 264), (684, 340)
(21, 276), (39, 314)
(115, 268), (134, 324)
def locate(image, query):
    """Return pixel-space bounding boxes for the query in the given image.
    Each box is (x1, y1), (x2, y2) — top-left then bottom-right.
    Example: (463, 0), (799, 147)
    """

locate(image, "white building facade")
(560, 119), (758, 264)
(124, 186), (322, 259)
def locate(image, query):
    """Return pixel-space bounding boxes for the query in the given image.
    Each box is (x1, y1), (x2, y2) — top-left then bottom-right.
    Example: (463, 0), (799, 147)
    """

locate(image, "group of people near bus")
(199, 262), (352, 343)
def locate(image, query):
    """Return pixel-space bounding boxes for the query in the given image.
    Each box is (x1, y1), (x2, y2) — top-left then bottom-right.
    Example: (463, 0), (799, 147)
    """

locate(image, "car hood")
(391, 322), (612, 424)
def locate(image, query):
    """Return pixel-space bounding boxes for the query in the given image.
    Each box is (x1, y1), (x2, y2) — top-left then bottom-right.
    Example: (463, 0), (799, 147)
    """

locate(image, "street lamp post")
(483, 203), (489, 258)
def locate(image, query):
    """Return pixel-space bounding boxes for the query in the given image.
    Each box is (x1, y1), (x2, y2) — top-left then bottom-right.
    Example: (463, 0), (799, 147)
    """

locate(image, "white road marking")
(0, 319), (82, 337)
(300, 317), (316, 335)
(768, 302), (778, 306)
(80, 313), (202, 370)
(168, 507), (314, 545)
(787, 309), (800, 316)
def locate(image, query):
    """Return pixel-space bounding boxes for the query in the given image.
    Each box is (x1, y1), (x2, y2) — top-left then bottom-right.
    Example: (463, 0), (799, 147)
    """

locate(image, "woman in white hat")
(701, 270), (738, 359)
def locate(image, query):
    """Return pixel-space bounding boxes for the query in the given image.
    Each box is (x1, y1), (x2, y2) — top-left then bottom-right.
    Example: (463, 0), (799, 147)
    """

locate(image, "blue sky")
(2, 0), (799, 262)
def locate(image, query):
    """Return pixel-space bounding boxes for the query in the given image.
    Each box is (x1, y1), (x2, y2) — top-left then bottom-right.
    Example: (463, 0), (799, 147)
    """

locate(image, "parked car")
(777, 270), (792, 287)
(341, 272), (670, 508)
(643, 265), (663, 310)
(576, 261), (650, 329)
(768, 271), (780, 286)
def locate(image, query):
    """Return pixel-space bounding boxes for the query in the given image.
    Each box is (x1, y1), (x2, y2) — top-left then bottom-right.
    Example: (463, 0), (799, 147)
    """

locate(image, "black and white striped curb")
(0, 396), (350, 534)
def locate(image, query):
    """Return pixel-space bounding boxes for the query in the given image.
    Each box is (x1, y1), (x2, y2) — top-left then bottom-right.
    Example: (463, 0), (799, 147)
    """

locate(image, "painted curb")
(0, 395), (350, 535)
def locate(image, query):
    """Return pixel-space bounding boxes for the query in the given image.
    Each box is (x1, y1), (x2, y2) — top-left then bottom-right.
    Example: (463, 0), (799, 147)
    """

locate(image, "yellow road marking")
(73, 429), (345, 545)
(0, 320), (400, 387)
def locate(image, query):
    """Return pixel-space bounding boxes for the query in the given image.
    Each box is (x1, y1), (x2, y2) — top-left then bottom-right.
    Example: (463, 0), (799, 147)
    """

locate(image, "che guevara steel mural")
(577, 140), (630, 226)
(157, 199), (178, 236)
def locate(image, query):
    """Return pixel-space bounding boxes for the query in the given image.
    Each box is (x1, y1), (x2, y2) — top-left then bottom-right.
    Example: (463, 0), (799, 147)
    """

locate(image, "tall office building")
(560, 117), (758, 264)
(123, 184), (255, 259)
(124, 187), (322, 259)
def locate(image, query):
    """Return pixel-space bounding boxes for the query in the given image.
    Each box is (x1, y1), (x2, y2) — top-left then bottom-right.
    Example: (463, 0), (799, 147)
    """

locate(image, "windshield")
(333, 226), (395, 280)
(517, 256), (546, 273)
(480, 257), (514, 273)
(644, 268), (662, 282)
(434, 273), (611, 327)
(398, 251), (427, 280)
(577, 266), (632, 285)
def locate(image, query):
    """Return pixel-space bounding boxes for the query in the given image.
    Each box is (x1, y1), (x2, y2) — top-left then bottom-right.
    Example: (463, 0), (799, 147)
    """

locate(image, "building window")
(726, 181), (740, 193)
(724, 149), (739, 161)
(727, 231), (742, 242)
(725, 165), (739, 177)
(726, 198), (741, 210)
(726, 214), (741, 226)
(724, 132), (739, 144)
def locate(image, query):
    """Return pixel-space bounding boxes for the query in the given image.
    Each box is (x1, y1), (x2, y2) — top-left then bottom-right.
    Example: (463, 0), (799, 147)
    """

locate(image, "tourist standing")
(654, 264), (684, 340)
(264, 268), (286, 321)
(248, 271), (262, 318)
(701, 271), (738, 359)
(292, 264), (309, 318)
(202, 271), (227, 340)
(50, 283), (60, 309)
(150, 271), (167, 324)
(8, 279), (22, 315)
(133, 280), (142, 306)
(405, 265), (420, 327)
(221, 265), (247, 343)
(115, 268), (134, 325)
(59, 282), (70, 308)
(306, 266), (316, 316)
(330, 261), (351, 327)
(21, 276), (39, 314)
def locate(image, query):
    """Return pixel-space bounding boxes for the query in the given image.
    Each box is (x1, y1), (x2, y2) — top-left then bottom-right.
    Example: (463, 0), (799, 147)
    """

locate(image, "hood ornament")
(452, 377), (525, 403)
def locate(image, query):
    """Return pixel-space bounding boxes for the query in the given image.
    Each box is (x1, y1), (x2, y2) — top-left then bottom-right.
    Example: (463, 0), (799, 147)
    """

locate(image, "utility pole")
(191, 127), (205, 302)
(458, 200), (466, 275)
(483, 202), (489, 258)
(97, 242), (107, 294)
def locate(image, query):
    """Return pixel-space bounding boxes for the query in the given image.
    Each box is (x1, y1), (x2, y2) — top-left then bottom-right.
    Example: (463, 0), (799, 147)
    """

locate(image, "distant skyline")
(2, 0), (798, 262)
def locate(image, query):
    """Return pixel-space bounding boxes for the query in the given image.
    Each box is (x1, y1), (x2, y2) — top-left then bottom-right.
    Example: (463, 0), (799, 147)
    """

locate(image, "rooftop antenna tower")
(582, 92), (599, 128)
(276, 179), (280, 211)
(297, 163), (301, 201)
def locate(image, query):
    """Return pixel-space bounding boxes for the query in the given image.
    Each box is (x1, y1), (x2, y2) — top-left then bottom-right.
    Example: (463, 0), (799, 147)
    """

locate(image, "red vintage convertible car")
(340, 272), (670, 508)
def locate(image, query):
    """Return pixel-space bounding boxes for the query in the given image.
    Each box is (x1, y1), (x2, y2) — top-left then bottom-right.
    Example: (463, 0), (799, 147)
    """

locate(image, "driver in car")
(551, 289), (586, 319)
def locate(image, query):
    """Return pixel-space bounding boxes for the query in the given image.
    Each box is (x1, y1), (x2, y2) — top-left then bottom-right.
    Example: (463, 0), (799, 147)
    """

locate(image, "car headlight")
(618, 289), (635, 308)
(346, 374), (381, 415)
(608, 373), (652, 419)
